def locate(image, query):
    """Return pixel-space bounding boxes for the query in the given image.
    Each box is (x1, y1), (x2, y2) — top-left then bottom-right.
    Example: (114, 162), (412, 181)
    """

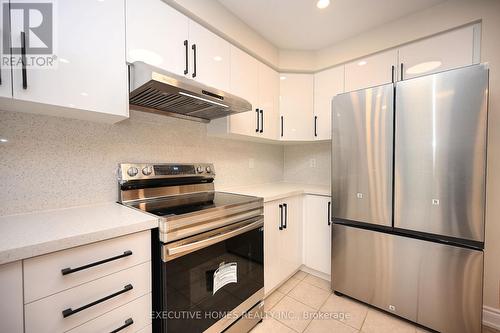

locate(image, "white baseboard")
(299, 265), (331, 282)
(484, 306), (500, 330)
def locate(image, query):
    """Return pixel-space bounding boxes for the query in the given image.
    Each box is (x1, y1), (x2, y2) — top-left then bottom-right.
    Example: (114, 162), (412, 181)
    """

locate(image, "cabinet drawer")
(25, 261), (151, 333)
(68, 293), (151, 333)
(24, 231), (151, 303)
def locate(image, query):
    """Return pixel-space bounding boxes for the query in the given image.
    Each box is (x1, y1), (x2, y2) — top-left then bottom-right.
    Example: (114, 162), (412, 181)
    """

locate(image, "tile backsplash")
(0, 110), (284, 215)
(284, 142), (331, 186)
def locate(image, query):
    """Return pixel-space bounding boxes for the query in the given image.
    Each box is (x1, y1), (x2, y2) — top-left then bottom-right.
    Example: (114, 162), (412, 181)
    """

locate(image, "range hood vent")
(128, 62), (252, 123)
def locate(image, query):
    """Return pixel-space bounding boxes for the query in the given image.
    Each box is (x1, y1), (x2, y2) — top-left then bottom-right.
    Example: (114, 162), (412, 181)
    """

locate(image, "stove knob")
(197, 166), (204, 173)
(127, 167), (139, 177)
(205, 166), (211, 173)
(142, 166), (153, 176)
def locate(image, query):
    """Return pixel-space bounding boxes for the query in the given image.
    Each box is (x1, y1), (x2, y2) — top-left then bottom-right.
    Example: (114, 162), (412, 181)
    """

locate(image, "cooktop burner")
(129, 191), (258, 217)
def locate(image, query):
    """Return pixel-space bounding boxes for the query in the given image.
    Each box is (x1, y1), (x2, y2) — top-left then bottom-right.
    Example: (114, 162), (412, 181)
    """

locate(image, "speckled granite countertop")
(0, 203), (158, 265)
(219, 182), (330, 202)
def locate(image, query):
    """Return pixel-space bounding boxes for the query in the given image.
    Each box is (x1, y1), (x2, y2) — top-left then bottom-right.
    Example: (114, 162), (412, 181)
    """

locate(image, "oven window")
(163, 225), (264, 333)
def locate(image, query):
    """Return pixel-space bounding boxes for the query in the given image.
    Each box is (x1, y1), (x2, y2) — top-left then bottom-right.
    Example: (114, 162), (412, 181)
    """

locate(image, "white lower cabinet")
(0, 261), (24, 333)
(303, 195), (332, 276)
(264, 196), (302, 294)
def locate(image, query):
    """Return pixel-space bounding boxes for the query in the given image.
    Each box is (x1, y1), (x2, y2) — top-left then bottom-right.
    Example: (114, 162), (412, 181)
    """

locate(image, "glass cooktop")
(129, 192), (259, 217)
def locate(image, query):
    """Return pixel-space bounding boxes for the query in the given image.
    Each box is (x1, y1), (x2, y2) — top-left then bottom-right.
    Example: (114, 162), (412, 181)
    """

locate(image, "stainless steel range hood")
(128, 62), (252, 123)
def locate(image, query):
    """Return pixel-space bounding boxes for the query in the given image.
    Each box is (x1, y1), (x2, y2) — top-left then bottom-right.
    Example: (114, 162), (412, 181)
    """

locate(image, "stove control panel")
(118, 163), (215, 182)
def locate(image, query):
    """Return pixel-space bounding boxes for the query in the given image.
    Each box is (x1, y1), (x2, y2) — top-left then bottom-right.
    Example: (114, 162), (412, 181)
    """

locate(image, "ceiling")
(217, 0), (448, 50)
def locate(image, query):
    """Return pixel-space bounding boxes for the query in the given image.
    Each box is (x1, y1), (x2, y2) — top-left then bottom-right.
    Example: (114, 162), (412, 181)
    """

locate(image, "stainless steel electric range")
(117, 163), (264, 333)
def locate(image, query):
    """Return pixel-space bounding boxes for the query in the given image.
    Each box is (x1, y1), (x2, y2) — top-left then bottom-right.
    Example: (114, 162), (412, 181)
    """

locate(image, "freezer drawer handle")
(328, 201), (331, 226)
(62, 284), (133, 318)
(110, 318), (134, 333)
(279, 204), (283, 230)
(61, 250), (133, 275)
(166, 219), (264, 256)
(283, 203), (288, 229)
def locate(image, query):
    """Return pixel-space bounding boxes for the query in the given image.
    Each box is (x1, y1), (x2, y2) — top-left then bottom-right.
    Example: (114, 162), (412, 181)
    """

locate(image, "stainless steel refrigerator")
(331, 64), (488, 333)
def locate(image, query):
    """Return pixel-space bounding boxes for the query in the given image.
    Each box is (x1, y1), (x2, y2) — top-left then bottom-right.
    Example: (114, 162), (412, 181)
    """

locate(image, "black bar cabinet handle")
(283, 203), (287, 229)
(183, 40), (189, 75)
(61, 250), (133, 276)
(62, 284), (133, 318)
(391, 65), (395, 83)
(314, 116), (318, 137)
(21, 32), (27, 89)
(328, 201), (331, 226)
(255, 108), (259, 132)
(280, 116), (284, 137)
(192, 44), (197, 78)
(110, 318), (134, 333)
(260, 109), (264, 133)
(278, 204), (283, 230)
(400, 63), (404, 81)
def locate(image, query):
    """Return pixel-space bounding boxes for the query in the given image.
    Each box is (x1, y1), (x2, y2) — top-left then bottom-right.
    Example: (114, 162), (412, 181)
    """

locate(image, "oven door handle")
(165, 219), (263, 259)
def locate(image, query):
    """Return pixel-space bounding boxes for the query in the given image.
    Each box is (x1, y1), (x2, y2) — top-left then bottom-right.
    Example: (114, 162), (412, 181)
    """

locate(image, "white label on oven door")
(213, 262), (237, 295)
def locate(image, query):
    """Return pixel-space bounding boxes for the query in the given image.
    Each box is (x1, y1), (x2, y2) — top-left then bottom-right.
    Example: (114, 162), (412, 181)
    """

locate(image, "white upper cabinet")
(345, 49), (397, 92)
(0, 1), (11, 98)
(9, 0), (128, 121)
(280, 73), (314, 141)
(126, 0), (189, 77)
(227, 46), (260, 136)
(258, 63), (280, 140)
(313, 66), (344, 140)
(398, 25), (477, 80)
(188, 21), (230, 91)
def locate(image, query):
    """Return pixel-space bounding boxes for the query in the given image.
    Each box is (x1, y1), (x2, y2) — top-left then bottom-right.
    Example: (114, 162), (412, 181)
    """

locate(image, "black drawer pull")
(192, 44), (197, 78)
(280, 116), (284, 137)
(255, 108), (259, 132)
(314, 116), (318, 137)
(61, 250), (133, 276)
(400, 63), (404, 81)
(62, 284), (133, 318)
(110, 318), (134, 333)
(183, 40), (189, 75)
(260, 109), (264, 133)
(279, 204), (283, 230)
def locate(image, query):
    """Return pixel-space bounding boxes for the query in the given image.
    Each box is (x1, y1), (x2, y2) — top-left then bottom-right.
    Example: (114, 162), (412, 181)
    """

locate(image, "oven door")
(161, 217), (264, 333)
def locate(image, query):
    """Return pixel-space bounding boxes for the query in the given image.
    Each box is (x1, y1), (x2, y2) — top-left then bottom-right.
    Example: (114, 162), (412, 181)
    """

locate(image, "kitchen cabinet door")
(127, 0), (189, 77)
(0, 261), (23, 333)
(280, 73), (314, 141)
(228, 46), (259, 137)
(280, 196), (303, 278)
(0, 0), (11, 98)
(10, 0), (128, 119)
(258, 63), (280, 140)
(188, 20), (230, 91)
(303, 195), (332, 275)
(398, 25), (476, 80)
(314, 66), (344, 140)
(264, 201), (284, 295)
(345, 50), (397, 92)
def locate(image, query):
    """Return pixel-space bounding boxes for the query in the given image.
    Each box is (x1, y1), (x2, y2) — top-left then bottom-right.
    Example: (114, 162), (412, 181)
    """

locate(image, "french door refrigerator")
(331, 64), (488, 333)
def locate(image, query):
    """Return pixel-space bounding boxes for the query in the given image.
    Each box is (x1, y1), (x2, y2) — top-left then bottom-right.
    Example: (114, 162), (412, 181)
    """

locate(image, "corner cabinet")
(264, 196), (302, 295)
(279, 74), (314, 141)
(303, 195), (332, 276)
(0, 0), (129, 123)
(208, 46), (280, 140)
(313, 66), (344, 140)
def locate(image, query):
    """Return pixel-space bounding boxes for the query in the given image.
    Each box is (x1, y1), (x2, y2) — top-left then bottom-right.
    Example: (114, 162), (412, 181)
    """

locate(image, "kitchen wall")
(283, 142), (331, 186)
(0, 110), (284, 216)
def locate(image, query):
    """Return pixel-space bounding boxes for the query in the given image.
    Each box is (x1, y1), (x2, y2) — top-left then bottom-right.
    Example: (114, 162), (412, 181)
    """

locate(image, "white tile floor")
(251, 270), (499, 333)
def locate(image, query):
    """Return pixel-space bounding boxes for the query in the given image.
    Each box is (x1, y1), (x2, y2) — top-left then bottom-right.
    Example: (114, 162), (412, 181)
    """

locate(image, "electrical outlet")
(248, 158), (255, 169)
(309, 158), (316, 168)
